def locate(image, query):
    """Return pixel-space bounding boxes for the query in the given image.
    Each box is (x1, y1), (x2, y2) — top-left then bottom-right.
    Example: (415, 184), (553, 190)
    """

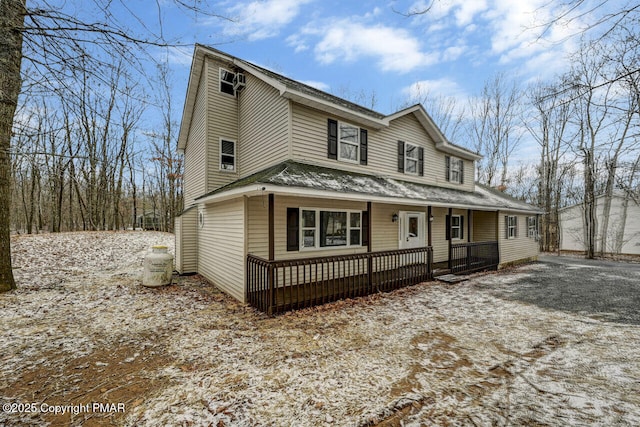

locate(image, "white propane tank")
(143, 245), (173, 287)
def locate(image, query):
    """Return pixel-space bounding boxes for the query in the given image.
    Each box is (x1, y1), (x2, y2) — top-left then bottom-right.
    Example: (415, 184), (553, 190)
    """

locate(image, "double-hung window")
(507, 215), (517, 239)
(300, 209), (361, 249)
(527, 216), (537, 239)
(405, 143), (419, 175)
(338, 122), (359, 163)
(219, 68), (235, 96)
(445, 156), (464, 184)
(451, 215), (462, 240)
(220, 138), (236, 171)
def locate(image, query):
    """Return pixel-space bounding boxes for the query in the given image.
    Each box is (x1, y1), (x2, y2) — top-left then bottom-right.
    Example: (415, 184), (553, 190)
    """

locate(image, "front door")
(400, 212), (426, 249)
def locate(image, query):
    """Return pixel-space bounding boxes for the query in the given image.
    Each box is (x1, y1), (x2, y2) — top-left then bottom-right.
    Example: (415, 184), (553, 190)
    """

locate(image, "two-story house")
(175, 45), (541, 313)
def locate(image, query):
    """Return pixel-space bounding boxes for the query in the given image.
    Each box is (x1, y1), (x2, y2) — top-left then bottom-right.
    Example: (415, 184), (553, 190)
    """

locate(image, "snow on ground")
(1, 232), (639, 426)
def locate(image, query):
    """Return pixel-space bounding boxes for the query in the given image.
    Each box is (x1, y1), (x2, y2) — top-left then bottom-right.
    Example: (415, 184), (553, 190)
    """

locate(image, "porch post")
(448, 207), (452, 269)
(467, 209), (472, 242)
(268, 193), (275, 261)
(367, 202), (372, 290)
(367, 201), (372, 253)
(427, 206), (432, 247)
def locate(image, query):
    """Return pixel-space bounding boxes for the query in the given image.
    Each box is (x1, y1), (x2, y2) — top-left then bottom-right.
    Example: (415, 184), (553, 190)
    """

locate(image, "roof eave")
(177, 46), (207, 151)
(282, 90), (387, 130)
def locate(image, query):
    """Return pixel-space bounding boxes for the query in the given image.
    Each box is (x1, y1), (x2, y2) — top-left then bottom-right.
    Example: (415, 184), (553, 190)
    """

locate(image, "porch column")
(268, 193), (275, 261)
(427, 206), (432, 247)
(448, 207), (452, 269)
(367, 201), (372, 253)
(467, 209), (472, 242)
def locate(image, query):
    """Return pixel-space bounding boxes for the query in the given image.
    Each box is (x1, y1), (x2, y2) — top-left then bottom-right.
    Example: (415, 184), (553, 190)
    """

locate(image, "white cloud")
(403, 78), (468, 104)
(299, 80), (330, 91)
(221, 0), (313, 41)
(301, 20), (438, 73)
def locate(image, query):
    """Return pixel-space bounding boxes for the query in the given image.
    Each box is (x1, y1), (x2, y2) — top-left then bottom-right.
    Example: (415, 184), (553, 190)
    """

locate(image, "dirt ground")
(1, 232), (639, 426)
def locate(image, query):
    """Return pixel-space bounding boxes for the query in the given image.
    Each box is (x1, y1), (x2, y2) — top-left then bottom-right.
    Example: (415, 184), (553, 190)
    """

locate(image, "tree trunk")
(0, 0), (26, 292)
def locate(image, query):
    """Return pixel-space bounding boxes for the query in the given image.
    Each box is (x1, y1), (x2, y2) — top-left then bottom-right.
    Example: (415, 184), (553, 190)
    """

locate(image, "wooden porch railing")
(247, 247), (432, 314)
(449, 241), (499, 274)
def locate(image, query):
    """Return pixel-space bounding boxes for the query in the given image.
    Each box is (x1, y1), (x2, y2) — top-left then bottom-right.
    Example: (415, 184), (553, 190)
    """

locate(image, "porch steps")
(435, 274), (470, 284)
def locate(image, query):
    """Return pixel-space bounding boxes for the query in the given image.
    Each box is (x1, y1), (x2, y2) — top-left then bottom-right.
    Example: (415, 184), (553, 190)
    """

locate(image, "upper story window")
(339, 122), (359, 163)
(506, 215), (518, 239)
(397, 141), (424, 176)
(219, 68), (235, 96)
(327, 119), (368, 166)
(220, 138), (236, 171)
(445, 156), (464, 184)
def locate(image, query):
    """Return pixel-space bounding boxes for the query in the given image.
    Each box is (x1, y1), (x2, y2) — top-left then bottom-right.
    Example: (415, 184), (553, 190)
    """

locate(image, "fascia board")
(197, 183), (542, 213)
(177, 47), (206, 151)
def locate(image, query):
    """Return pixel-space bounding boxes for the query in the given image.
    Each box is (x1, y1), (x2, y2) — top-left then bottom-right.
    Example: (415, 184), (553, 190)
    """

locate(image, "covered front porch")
(246, 240), (498, 314)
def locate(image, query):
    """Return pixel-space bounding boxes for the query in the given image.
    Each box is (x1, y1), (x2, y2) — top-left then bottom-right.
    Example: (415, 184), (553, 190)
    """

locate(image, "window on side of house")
(506, 215), (518, 239)
(338, 122), (360, 163)
(405, 143), (419, 175)
(445, 156), (464, 184)
(219, 68), (235, 96)
(451, 215), (463, 240)
(219, 138), (236, 171)
(299, 209), (362, 249)
(527, 216), (537, 238)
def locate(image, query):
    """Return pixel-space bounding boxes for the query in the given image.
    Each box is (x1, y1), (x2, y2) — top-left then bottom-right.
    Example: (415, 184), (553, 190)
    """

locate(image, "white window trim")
(337, 122), (360, 164)
(449, 157), (462, 184)
(404, 143), (419, 176)
(507, 215), (517, 239)
(299, 208), (362, 250)
(527, 216), (537, 239)
(451, 215), (463, 240)
(219, 67), (235, 96)
(219, 137), (236, 172)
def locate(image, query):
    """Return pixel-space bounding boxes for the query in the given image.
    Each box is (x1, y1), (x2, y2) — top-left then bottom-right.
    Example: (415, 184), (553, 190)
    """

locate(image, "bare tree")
(0, 0), (229, 291)
(468, 73), (524, 187)
(526, 81), (574, 251)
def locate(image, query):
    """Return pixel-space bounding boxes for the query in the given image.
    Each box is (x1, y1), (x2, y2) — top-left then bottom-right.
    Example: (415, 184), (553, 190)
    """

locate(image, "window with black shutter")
(397, 141), (405, 173)
(327, 119), (338, 160)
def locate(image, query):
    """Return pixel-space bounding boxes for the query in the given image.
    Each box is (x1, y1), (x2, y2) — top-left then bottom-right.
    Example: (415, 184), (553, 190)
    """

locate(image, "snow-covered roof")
(196, 161), (542, 213)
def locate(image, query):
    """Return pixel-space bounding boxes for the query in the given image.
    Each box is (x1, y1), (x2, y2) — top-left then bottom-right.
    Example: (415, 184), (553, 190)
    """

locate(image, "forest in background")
(6, 1), (640, 259)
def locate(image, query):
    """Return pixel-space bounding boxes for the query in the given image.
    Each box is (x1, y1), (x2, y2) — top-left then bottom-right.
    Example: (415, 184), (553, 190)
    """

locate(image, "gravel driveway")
(475, 254), (640, 325)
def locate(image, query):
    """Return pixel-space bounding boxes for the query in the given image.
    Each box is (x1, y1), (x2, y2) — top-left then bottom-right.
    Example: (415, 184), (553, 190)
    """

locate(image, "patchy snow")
(1, 231), (639, 426)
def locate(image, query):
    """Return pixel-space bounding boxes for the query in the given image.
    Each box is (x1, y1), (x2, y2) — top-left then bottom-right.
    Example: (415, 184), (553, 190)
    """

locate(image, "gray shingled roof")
(197, 161), (541, 213)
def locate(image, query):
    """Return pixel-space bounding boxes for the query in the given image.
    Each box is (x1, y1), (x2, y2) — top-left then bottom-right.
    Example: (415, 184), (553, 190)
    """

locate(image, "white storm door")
(400, 212), (425, 249)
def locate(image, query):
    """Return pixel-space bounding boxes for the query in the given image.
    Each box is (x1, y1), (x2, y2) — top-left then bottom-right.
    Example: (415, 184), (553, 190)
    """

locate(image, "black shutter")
(460, 216), (464, 240)
(418, 147), (424, 176)
(459, 160), (464, 184)
(327, 119), (338, 160)
(515, 216), (519, 238)
(360, 129), (368, 165)
(445, 215), (451, 240)
(397, 141), (405, 173)
(445, 156), (451, 181)
(287, 208), (299, 251)
(361, 210), (369, 246)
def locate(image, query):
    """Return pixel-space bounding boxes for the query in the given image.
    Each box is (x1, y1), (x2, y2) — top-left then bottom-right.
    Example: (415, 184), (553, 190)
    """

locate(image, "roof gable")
(178, 45), (481, 160)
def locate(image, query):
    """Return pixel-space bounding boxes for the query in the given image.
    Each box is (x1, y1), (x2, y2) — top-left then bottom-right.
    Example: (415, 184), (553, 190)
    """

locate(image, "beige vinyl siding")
(198, 198), (246, 302)
(473, 210), (497, 242)
(431, 207), (448, 263)
(206, 58), (240, 191)
(175, 207), (198, 274)
(247, 195), (269, 258)
(239, 75), (289, 176)
(498, 211), (539, 266)
(183, 69), (208, 207)
(273, 196), (368, 260)
(290, 103), (474, 192)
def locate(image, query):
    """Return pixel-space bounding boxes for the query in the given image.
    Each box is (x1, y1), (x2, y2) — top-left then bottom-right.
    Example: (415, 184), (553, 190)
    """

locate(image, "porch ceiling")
(196, 161), (542, 213)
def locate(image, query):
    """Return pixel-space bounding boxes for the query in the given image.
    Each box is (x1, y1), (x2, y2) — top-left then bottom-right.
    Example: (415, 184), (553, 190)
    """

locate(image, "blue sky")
(46, 0), (626, 161)
(154, 0), (602, 116)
